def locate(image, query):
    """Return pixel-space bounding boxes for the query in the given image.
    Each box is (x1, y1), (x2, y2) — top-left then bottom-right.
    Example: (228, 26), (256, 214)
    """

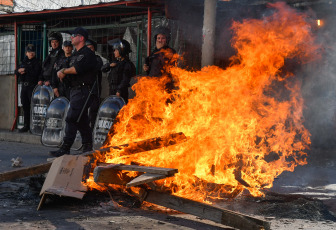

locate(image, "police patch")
(77, 55), (84, 62)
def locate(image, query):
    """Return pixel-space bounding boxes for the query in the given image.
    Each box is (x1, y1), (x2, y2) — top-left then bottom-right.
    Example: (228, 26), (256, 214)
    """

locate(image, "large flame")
(87, 3), (320, 200)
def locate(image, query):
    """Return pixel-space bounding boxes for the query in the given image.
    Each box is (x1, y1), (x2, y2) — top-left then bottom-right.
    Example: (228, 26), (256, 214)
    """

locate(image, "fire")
(86, 3), (320, 201)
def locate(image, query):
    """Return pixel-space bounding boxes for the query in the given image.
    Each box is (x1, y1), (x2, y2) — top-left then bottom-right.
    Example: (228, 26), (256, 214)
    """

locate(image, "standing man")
(143, 27), (176, 93)
(101, 39), (135, 104)
(51, 40), (73, 99)
(15, 44), (41, 133)
(39, 32), (64, 86)
(49, 27), (97, 157)
(85, 39), (103, 129)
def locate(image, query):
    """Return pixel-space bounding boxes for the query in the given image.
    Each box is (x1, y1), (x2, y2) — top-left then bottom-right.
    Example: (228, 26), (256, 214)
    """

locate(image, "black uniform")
(88, 54), (103, 129)
(146, 45), (176, 77)
(63, 46), (97, 148)
(39, 47), (64, 83)
(106, 58), (135, 104)
(51, 53), (72, 99)
(15, 56), (41, 129)
(146, 45), (176, 93)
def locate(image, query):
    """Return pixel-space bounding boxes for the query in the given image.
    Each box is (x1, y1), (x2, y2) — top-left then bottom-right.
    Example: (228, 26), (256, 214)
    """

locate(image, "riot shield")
(41, 97), (69, 147)
(93, 96), (125, 150)
(30, 85), (53, 135)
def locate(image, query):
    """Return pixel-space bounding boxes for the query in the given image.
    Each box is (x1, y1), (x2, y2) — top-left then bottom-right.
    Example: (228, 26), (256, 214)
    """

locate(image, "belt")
(72, 82), (92, 89)
(22, 82), (32, 87)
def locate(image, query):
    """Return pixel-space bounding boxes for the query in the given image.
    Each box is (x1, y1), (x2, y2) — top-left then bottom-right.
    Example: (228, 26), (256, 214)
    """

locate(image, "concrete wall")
(0, 75), (15, 130)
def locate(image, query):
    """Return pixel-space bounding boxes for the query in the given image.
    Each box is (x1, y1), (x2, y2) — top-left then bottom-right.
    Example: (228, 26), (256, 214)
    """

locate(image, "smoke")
(301, 13), (336, 149)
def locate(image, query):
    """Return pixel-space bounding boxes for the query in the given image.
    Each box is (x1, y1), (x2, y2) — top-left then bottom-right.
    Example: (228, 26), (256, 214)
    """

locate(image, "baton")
(76, 80), (97, 123)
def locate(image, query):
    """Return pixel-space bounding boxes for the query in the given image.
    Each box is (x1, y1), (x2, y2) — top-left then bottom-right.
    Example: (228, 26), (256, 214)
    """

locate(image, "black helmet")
(107, 38), (131, 57)
(48, 31), (63, 46)
(25, 44), (36, 52)
(85, 39), (97, 51)
(153, 27), (171, 44)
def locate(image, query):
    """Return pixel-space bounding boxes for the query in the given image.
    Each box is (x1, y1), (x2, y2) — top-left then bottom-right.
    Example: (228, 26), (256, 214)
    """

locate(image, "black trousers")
(63, 86), (93, 146)
(20, 85), (35, 127)
(88, 94), (100, 129)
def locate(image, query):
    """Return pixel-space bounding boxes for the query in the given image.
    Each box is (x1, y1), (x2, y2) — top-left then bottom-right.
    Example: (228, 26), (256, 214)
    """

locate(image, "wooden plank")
(0, 162), (52, 183)
(96, 164), (178, 176)
(0, 132), (186, 183)
(144, 190), (270, 230)
(91, 132), (187, 159)
(93, 164), (133, 185)
(126, 173), (167, 187)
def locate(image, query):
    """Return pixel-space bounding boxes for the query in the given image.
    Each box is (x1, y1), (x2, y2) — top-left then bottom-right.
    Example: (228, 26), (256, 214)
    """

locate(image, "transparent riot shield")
(92, 96), (125, 150)
(41, 97), (69, 147)
(30, 85), (53, 135)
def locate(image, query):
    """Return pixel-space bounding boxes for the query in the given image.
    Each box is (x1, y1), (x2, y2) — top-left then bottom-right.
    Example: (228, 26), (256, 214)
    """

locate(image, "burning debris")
(87, 2), (320, 200)
(1, 2), (333, 230)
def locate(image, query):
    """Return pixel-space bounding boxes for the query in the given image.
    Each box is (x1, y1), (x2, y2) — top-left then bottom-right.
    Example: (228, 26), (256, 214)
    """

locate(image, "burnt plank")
(145, 190), (270, 230)
(0, 162), (52, 183)
(126, 173), (167, 187)
(97, 164), (178, 176)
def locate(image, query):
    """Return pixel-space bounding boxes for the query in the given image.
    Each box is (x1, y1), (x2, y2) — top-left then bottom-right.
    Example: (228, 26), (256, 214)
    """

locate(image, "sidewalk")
(0, 129), (41, 145)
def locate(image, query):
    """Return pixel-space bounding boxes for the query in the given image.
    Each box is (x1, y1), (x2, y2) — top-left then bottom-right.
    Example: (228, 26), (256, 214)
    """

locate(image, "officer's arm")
(62, 66), (77, 75)
(58, 66), (77, 80)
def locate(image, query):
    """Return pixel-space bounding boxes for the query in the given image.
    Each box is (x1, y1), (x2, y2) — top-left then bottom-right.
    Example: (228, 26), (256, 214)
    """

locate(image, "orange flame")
(86, 2), (320, 201)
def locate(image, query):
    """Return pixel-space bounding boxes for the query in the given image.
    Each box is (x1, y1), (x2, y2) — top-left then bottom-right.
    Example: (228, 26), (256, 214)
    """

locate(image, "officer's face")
(51, 40), (60, 49)
(63, 46), (73, 56)
(87, 44), (95, 52)
(26, 51), (36, 59)
(71, 34), (83, 46)
(114, 49), (121, 58)
(156, 34), (167, 49)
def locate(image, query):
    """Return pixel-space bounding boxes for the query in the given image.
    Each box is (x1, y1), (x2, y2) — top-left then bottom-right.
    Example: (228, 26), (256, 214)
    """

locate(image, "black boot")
(18, 126), (29, 133)
(82, 142), (93, 153)
(49, 143), (71, 157)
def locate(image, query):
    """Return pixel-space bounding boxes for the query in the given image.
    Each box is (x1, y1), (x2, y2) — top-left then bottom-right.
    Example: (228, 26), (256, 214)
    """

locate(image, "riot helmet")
(107, 39), (131, 57)
(86, 39), (97, 51)
(153, 27), (171, 44)
(48, 31), (63, 47)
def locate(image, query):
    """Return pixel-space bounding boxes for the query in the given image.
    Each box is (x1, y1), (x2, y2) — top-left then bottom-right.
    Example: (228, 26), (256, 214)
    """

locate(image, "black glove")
(101, 63), (111, 73)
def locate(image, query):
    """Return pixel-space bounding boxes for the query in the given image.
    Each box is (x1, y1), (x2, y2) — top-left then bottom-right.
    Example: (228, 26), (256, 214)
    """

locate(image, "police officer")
(101, 39), (135, 104)
(49, 27), (97, 157)
(39, 32), (64, 86)
(143, 27), (176, 77)
(85, 39), (103, 129)
(15, 44), (42, 133)
(51, 40), (73, 99)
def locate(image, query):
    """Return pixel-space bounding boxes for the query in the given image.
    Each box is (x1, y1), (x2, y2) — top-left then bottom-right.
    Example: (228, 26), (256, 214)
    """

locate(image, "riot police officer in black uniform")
(15, 44), (42, 132)
(85, 39), (103, 129)
(101, 39), (135, 104)
(39, 32), (64, 87)
(49, 27), (97, 157)
(143, 27), (176, 93)
(51, 40), (73, 99)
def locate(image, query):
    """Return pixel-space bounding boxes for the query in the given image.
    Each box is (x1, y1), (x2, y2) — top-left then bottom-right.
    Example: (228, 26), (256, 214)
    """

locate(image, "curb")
(0, 130), (41, 145)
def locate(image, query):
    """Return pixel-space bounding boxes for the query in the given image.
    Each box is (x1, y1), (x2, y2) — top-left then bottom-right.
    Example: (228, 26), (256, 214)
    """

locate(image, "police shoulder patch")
(77, 55), (84, 62)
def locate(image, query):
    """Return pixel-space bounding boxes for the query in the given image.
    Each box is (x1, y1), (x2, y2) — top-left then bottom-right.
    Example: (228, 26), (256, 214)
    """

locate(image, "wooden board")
(96, 164), (178, 176)
(94, 164), (178, 185)
(144, 190), (270, 230)
(0, 162), (52, 183)
(126, 173), (167, 187)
